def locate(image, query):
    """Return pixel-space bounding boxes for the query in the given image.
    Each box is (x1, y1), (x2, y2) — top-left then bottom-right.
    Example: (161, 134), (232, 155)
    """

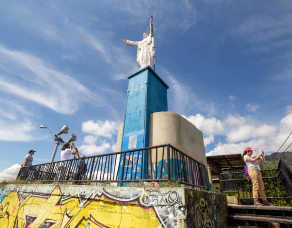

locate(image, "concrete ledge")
(227, 196), (239, 205)
(0, 184), (228, 227)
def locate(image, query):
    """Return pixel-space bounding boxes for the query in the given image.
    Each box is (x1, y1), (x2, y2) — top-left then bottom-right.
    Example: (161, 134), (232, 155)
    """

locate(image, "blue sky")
(1, 1), (292, 179)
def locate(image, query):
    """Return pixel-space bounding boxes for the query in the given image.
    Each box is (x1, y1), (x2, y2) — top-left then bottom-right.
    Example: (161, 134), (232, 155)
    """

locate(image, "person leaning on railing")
(242, 147), (275, 206)
(73, 148), (86, 185)
(61, 142), (77, 161)
(22, 149), (36, 167)
(55, 142), (77, 181)
(20, 149), (36, 180)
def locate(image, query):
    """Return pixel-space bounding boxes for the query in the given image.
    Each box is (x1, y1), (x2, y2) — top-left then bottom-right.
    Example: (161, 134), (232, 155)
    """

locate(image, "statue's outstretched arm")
(121, 39), (138, 46)
(150, 15), (154, 37)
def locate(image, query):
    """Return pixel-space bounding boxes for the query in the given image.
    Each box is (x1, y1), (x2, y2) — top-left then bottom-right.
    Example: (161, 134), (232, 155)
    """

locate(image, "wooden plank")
(229, 205), (292, 211)
(228, 227), (257, 228)
(229, 215), (292, 224)
(233, 213), (292, 220)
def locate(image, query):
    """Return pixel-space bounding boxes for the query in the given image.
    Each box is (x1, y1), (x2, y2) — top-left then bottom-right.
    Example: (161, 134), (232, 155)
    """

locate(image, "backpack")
(244, 164), (249, 181)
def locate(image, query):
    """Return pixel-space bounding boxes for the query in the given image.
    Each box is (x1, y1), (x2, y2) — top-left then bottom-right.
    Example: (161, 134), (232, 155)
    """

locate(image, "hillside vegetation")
(262, 152), (292, 169)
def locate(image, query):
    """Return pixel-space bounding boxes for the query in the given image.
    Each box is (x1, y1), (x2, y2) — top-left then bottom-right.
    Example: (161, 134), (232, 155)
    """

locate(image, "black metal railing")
(17, 144), (208, 189)
(278, 157), (292, 197)
(220, 169), (291, 205)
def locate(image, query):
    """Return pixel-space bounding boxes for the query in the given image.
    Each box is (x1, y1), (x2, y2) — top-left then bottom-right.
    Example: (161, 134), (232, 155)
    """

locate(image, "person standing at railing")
(56, 142), (77, 181)
(20, 149), (36, 180)
(73, 148), (86, 185)
(61, 142), (77, 161)
(242, 147), (275, 206)
(22, 149), (36, 167)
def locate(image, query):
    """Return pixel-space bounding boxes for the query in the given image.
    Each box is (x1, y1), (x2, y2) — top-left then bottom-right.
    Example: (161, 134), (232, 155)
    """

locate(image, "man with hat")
(20, 149), (36, 181)
(22, 149), (36, 167)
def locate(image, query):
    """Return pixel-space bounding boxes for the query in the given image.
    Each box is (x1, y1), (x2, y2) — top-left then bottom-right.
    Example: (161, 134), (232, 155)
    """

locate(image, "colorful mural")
(0, 186), (165, 228)
(0, 185), (227, 228)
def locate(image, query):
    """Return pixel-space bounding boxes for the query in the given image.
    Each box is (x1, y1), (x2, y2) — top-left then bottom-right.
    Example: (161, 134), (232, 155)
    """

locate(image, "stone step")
(229, 214), (292, 224)
(228, 226), (257, 228)
(229, 205), (292, 211)
(233, 213), (292, 221)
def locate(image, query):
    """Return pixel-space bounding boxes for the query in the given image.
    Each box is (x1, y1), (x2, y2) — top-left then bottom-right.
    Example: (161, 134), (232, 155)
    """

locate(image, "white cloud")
(280, 113), (292, 134)
(0, 4), (138, 81)
(79, 142), (111, 156)
(256, 125), (277, 138)
(106, 0), (198, 32)
(207, 142), (247, 156)
(0, 120), (39, 142)
(0, 44), (99, 114)
(80, 120), (117, 156)
(229, 95), (236, 100)
(83, 135), (98, 145)
(285, 106), (292, 114)
(207, 107), (292, 156)
(185, 114), (225, 135)
(164, 69), (216, 116)
(111, 144), (117, 151)
(226, 125), (255, 143)
(225, 114), (246, 127)
(236, 13), (292, 44)
(85, 33), (111, 63)
(0, 98), (33, 120)
(204, 135), (214, 146)
(246, 103), (260, 112)
(226, 124), (276, 143)
(184, 108), (291, 157)
(82, 120), (116, 138)
(0, 164), (21, 181)
(167, 73), (192, 113)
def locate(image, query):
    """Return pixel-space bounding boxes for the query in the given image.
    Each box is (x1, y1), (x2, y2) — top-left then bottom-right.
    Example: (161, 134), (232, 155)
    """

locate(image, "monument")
(117, 16), (207, 182)
(122, 15), (155, 69)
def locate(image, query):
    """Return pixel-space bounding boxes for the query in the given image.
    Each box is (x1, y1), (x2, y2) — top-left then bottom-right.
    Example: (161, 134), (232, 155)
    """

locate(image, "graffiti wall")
(0, 184), (227, 228)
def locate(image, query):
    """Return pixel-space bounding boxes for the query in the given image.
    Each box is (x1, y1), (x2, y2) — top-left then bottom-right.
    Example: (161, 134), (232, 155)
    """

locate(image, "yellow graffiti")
(16, 186), (80, 227)
(0, 191), (19, 228)
(66, 195), (161, 227)
(0, 186), (163, 228)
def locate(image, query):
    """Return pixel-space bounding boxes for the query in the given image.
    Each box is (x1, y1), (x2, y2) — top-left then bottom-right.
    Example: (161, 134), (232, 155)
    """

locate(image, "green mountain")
(263, 152), (292, 169)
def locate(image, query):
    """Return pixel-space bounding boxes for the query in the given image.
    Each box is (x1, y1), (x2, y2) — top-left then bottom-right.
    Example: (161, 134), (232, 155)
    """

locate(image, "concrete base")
(227, 196), (239, 205)
(116, 112), (207, 166)
(0, 184), (228, 228)
(149, 112), (207, 166)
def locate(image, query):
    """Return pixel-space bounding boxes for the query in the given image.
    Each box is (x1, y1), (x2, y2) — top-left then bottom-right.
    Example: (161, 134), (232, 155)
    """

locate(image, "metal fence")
(278, 158), (292, 197)
(220, 166), (292, 205)
(17, 144), (208, 189)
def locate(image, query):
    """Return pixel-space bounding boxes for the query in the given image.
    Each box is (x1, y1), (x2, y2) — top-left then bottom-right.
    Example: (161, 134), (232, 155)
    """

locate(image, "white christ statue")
(122, 16), (155, 69)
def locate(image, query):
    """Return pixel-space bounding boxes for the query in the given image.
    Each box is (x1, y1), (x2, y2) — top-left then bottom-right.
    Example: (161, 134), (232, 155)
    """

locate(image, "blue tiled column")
(119, 66), (168, 181)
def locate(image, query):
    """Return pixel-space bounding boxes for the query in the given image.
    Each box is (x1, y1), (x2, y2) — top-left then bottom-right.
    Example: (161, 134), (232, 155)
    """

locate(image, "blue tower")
(118, 66), (169, 181)
(121, 66), (168, 150)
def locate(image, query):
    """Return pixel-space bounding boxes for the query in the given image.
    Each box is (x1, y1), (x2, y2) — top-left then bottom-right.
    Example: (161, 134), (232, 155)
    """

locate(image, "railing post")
(219, 173), (223, 193)
(120, 151), (126, 186)
(167, 144), (170, 181)
(16, 168), (22, 179)
(66, 160), (73, 181)
(88, 157), (95, 180)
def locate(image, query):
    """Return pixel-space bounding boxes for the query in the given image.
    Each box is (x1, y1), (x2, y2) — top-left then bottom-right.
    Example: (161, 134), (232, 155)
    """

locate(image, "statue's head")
(143, 33), (148, 39)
